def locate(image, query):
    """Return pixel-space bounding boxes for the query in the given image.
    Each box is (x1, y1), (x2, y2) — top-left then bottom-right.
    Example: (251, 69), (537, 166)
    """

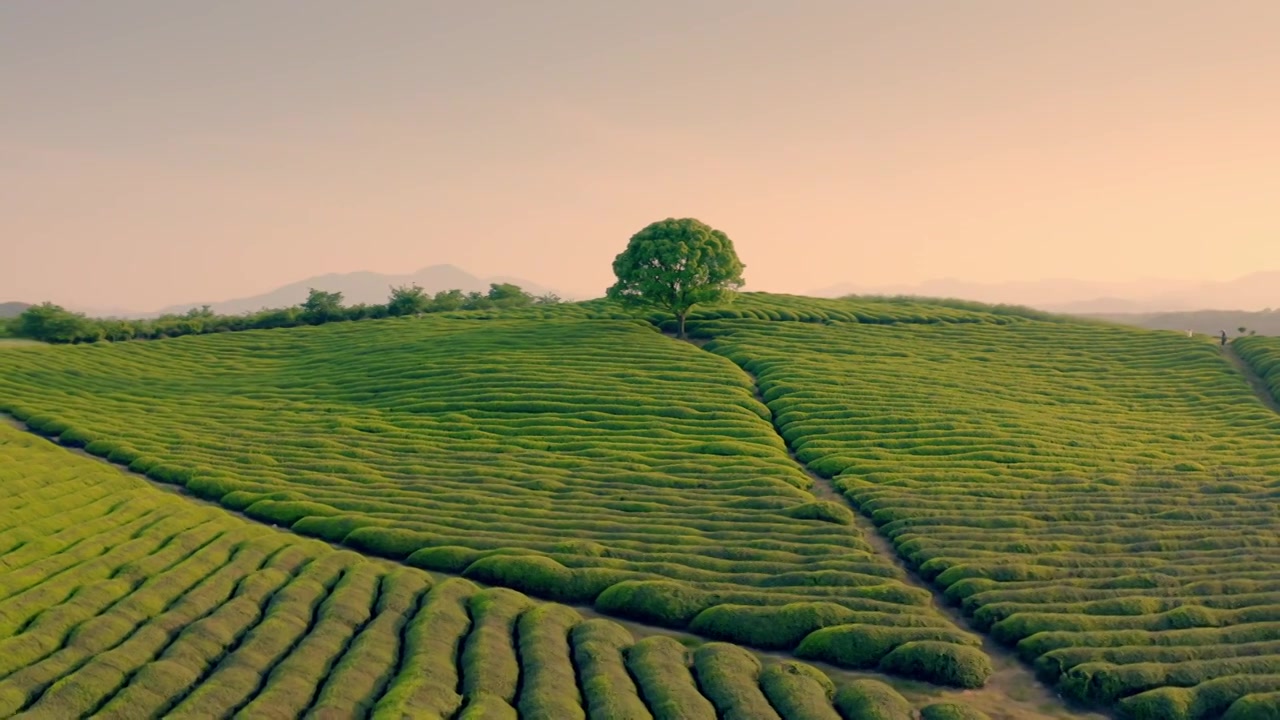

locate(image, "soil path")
(667, 333), (1103, 719)
(1223, 343), (1280, 414)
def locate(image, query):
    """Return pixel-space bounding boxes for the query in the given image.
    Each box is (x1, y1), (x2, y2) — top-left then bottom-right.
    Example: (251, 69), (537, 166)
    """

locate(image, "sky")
(3, 1), (1279, 311)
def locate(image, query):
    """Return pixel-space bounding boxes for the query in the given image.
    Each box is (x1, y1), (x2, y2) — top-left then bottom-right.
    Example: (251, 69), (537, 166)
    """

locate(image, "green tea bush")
(692, 643), (781, 720)
(373, 578), (476, 718)
(571, 619), (652, 720)
(758, 661), (839, 720)
(1224, 692), (1280, 720)
(461, 589), (532, 704)
(919, 702), (993, 720)
(407, 544), (484, 573)
(831, 679), (913, 720)
(877, 641), (993, 688)
(625, 636), (716, 720)
(516, 604), (586, 720)
(594, 580), (716, 626)
(1120, 675), (1280, 720)
(794, 624), (978, 669)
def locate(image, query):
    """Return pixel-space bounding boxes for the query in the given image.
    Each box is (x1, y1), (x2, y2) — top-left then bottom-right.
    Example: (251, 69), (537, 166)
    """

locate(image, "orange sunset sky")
(2, 1), (1278, 310)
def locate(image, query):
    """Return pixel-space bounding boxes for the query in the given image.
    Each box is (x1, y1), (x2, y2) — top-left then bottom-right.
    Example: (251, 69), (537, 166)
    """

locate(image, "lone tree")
(607, 218), (745, 339)
(301, 288), (345, 324)
(387, 284), (430, 316)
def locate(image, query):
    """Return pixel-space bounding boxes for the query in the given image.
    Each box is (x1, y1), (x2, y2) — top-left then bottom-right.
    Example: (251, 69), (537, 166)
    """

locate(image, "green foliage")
(1224, 692), (1280, 720)
(571, 619), (652, 720)
(689, 601), (947, 651)
(919, 702), (993, 720)
(462, 554), (626, 604)
(1120, 675), (1280, 720)
(302, 287), (346, 324)
(625, 636), (716, 720)
(794, 624), (979, 670)
(594, 581), (715, 626)
(832, 679), (914, 720)
(14, 302), (98, 343)
(877, 641), (993, 689)
(516, 604), (586, 720)
(387, 283), (431, 316)
(692, 643), (780, 720)
(462, 589), (533, 704)
(607, 218), (745, 337)
(706, 316), (1280, 711)
(758, 661), (839, 720)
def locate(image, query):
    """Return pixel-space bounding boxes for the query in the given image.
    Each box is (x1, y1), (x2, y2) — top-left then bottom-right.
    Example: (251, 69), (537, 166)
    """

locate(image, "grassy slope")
(702, 318), (1280, 718)
(1236, 336), (1280, 403)
(0, 301), (1007, 672)
(0, 420), (967, 719)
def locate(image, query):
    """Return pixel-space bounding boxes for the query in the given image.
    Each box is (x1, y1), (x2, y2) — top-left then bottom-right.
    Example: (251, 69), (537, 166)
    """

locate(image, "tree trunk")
(677, 312), (687, 340)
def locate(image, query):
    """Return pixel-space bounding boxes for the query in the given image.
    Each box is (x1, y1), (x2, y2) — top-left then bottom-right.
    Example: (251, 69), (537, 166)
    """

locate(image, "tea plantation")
(703, 318), (1280, 719)
(0, 310), (990, 679)
(3, 293), (1278, 718)
(0, 421), (1010, 720)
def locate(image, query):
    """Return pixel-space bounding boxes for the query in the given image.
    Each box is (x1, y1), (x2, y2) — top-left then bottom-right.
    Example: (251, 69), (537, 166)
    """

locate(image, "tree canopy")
(607, 218), (745, 338)
(302, 288), (345, 324)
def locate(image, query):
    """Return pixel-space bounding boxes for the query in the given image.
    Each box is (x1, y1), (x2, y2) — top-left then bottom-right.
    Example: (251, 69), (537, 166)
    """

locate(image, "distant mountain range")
(1085, 310), (1280, 337)
(812, 271), (1280, 314)
(148, 265), (557, 317)
(0, 302), (31, 319)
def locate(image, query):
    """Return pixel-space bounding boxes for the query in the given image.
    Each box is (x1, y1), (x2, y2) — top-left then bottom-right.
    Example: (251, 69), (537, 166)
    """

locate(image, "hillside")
(0, 309), (991, 683)
(155, 264), (556, 316)
(0, 420), (1005, 719)
(1, 293), (1277, 717)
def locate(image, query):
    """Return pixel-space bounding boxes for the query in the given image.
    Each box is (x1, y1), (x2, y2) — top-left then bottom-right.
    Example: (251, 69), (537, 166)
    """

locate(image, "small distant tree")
(486, 283), (533, 308)
(431, 289), (465, 312)
(16, 303), (91, 343)
(1238, 326), (1248, 335)
(607, 217), (745, 338)
(533, 292), (562, 305)
(387, 284), (430, 316)
(301, 288), (345, 324)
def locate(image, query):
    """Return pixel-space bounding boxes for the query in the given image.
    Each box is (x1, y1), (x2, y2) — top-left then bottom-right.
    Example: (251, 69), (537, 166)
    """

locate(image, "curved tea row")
(705, 319), (1280, 719)
(0, 315), (983, 682)
(0, 423), (997, 720)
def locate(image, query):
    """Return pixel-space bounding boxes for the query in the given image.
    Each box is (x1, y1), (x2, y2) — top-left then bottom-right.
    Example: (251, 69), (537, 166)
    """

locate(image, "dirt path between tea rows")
(1223, 343), (1280, 415)
(668, 333), (1104, 720)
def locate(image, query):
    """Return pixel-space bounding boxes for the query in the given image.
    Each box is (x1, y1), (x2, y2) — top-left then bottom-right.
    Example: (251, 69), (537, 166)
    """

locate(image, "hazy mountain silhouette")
(156, 265), (556, 317)
(0, 302), (32, 318)
(812, 271), (1280, 313)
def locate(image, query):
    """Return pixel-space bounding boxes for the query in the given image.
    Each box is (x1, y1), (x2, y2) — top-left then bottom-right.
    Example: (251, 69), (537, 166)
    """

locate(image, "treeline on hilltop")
(7, 283), (560, 344)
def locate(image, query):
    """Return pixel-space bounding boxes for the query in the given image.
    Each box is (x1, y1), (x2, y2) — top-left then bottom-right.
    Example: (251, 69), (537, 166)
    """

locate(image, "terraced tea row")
(0, 317), (981, 675)
(0, 422), (1004, 719)
(444, 291), (1052, 327)
(704, 320), (1280, 718)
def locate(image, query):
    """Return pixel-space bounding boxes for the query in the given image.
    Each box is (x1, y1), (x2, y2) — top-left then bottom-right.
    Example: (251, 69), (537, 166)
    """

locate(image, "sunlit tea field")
(0, 422), (1011, 720)
(0, 308), (1000, 685)
(703, 318), (1280, 719)
(3, 294), (1277, 718)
